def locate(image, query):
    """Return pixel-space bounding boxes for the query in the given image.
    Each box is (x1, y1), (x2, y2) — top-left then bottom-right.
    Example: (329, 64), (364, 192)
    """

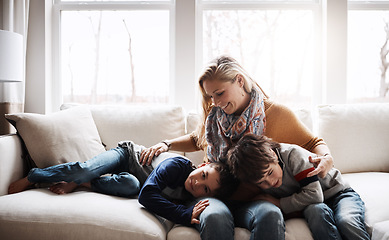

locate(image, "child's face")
(184, 164), (220, 198)
(255, 150), (283, 189)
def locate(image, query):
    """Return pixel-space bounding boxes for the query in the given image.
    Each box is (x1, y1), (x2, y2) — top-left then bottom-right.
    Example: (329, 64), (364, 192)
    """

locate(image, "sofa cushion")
(5, 106), (106, 168)
(372, 220), (389, 240)
(0, 189), (172, 240)
(0, 135), (24, 196)
(343, 172), (389, 232)
(317, 103), (389, 173)
(166, 218), (314, 240)
(61, 104), (186, 153)
(184, 112), (205, 166)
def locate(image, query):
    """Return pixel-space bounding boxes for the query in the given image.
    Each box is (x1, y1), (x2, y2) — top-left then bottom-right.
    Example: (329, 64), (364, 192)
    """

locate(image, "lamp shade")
(0, 30), (23, 82)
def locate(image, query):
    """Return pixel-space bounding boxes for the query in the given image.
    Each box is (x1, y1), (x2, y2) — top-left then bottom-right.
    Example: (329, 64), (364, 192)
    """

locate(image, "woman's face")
(203, 75), (249, 115)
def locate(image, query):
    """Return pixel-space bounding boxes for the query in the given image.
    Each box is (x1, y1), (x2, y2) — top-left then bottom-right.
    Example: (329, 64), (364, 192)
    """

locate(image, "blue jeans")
(233, 200), (285, 240)
(194, 198), (235, 240)
(194, 198), (285, 240)
(28, 146), (146, 197)
(304, 188), (370, 240)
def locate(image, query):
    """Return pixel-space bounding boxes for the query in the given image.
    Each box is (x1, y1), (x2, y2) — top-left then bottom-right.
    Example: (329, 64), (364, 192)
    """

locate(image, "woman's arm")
(140, 134), (199, 165)
(264, 101), (333, 178)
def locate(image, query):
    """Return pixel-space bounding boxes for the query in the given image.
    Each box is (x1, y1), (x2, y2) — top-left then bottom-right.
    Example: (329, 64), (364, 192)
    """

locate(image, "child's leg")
(8, 176), (34, 194)
(233, 200), (285, 240)
(90, 172), (140, 198)
(49, 172), (140, 197)
(27, 147), (129, 185)
(328, 188), (370, 240)
(303, 203), (342, 240)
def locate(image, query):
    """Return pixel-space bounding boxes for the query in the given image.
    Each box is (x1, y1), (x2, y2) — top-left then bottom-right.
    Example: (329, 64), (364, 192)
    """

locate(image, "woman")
(140, 55), (334, 240)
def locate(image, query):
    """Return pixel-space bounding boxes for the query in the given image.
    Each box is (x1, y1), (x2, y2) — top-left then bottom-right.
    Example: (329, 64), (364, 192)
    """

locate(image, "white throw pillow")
(5, 106), (106, 168)
(317, 103), (389, 173)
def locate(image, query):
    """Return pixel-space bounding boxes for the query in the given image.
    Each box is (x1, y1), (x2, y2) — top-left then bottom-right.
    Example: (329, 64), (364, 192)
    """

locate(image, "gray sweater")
(263, 143), (350, 214)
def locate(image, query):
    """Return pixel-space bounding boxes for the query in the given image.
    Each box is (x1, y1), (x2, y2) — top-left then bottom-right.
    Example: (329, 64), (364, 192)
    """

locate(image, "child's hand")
(190, 199), (210, 225)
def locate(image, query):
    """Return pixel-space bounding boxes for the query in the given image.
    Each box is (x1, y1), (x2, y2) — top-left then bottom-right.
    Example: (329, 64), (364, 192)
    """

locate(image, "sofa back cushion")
(61, 104), (186, 153)
(317, 103), (389, 173)
(5, 106), (106, 168)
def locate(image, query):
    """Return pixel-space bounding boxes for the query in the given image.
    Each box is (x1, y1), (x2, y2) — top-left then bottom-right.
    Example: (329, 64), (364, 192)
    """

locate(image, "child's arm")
(278, 147), (324, 214)
(138, 158), (200, 227)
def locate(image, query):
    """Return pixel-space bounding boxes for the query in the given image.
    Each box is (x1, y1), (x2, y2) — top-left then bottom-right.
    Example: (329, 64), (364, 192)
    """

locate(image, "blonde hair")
(194, 55), (268, 153)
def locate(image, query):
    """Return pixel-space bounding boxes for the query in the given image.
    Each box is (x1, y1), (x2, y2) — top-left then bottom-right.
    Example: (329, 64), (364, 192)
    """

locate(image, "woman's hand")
(191, 199), (210, 225)
(139, 142), (169, 166)
(307, 154), (333, 178)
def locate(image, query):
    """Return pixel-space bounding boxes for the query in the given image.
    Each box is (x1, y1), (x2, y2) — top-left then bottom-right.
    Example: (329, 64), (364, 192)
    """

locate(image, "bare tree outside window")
(203, 10), (314, 108)
(379, 21), (389, 98)
(61, 10), (169, 105)
(348, 10), (389, 103)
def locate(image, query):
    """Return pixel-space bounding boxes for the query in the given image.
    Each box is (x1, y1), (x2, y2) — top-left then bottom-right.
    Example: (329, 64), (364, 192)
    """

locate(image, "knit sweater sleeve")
(279, 146), (324, 214)
(264, 100), (325, 152)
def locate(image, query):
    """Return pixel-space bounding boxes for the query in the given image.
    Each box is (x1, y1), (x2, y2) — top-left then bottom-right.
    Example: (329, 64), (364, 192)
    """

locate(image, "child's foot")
(8, 177), (34, 194)
(49, 182), (78, 195)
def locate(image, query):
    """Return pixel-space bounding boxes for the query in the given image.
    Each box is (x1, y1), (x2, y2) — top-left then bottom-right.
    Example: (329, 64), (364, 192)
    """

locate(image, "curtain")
(0, 0), (29, 135)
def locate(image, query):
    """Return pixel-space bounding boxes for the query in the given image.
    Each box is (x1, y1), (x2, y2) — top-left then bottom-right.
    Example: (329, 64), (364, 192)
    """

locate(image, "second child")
(227, 134), (370, 240)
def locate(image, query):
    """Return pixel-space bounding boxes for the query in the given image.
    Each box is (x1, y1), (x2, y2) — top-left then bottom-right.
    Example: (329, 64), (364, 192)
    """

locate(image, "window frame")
(52, 0), (176, 111)
(50, 0), (389, 113)
(195, 0), (324, 108)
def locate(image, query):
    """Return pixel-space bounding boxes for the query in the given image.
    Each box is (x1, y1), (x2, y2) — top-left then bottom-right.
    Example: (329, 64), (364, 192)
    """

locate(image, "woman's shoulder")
(264, 99), (294, 116)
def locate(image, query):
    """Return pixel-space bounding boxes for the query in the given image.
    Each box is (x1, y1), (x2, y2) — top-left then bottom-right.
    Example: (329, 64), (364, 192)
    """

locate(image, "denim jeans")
(194, 197), (235, 240)
(28, 147), (143, 197)
(303, 188), (370, 240)
(194, 198), (285, 240)
(233, 200), (285, 240)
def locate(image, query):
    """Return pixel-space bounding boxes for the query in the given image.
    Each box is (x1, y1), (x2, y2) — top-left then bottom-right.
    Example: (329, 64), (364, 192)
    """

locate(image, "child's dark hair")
(209, 162), (240, 199)
(227, 134), (280, 183)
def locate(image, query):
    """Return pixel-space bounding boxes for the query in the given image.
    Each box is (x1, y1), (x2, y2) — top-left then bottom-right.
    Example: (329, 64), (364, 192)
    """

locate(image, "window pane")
(348, 10), (389, 103)
(349, 0), (388, 2)
(61, 10), (169, 105)
(60, 0), (168, 2)
(201, 0), (316, 2)
(203, 10), (315, 108)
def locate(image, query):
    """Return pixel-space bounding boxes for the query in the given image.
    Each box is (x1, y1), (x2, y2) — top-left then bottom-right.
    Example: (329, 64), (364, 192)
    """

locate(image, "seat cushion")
(0, 189), (172, 240)
(343, 172), (389, 233)
(372, 220), (389, 240)
(167, 218), (314, 240)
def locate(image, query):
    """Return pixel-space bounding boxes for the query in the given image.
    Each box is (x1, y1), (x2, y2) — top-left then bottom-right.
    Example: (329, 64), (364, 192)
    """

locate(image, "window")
(54, 1), (172, 105)
(52, 0), (389, 112)
(199, 1), (320, 109)
(348, 1), (389, 103)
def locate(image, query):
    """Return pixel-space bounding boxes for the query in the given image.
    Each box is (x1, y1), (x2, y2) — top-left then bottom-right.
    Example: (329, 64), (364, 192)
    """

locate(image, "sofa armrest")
(0, 134), (25, 196)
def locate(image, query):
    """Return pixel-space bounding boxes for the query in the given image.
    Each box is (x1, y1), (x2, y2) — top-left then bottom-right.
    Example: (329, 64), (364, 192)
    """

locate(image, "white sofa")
(0, 103), (388, 240)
